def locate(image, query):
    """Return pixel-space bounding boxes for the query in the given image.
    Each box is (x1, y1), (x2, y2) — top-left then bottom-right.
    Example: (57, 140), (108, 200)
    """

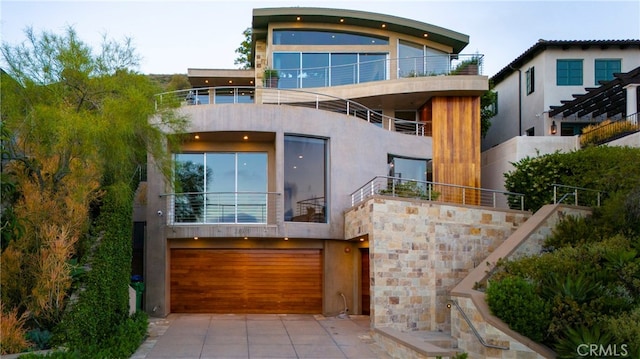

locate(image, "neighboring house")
(482, 40), (640, 205)
(144, 7), (489, 318)
(482, 39), (640, 151)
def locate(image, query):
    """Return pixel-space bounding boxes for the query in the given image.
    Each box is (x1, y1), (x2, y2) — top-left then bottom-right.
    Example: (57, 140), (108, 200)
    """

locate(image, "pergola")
(549, 66), (640, 120)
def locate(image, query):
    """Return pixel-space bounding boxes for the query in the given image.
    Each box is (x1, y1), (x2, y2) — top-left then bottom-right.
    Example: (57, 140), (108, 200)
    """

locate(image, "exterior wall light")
(550, 121), (557, 135)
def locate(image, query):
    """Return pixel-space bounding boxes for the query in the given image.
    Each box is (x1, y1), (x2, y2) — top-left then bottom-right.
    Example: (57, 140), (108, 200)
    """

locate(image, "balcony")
(162, 192), (282, 226)
(156, 87), (428, 136)
(350, 176), (524, 210)
(268, 53), (484, 89)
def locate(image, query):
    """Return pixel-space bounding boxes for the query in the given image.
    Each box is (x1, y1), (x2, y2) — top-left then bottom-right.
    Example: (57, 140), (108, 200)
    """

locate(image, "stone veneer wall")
(450, 205), (592, 359)
(344, 196), (530, 332)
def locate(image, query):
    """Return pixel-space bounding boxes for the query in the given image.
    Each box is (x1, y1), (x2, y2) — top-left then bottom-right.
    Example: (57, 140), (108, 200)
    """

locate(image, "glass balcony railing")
(270, 53), (483, 89)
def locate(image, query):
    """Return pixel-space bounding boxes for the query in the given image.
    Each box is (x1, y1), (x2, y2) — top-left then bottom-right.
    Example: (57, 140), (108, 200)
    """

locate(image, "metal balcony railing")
(552, 184), (605, 207)
(156, 87), (426, 136)
(161, 192), (282, 225)
(269, 53), (484, 89)
(579, 113), (640, 147)
(350, 176), (525, 211)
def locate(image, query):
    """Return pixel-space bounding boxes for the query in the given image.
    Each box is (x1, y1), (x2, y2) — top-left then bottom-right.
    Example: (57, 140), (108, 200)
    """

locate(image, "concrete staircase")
(374, 327), (460, 358)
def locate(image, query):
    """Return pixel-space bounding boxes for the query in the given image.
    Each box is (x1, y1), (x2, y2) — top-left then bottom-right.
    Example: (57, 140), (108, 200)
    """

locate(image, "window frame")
(594, 59), (621, 84)
(525, 67), (535, 95)
(556, 59), (583, 86)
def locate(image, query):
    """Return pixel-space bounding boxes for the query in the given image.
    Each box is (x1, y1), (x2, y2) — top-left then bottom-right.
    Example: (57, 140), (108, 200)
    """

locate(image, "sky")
(1, 0), (639, 77)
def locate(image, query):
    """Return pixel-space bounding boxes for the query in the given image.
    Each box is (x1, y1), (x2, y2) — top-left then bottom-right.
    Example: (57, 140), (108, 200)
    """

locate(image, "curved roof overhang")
(251, 7), (469, 66)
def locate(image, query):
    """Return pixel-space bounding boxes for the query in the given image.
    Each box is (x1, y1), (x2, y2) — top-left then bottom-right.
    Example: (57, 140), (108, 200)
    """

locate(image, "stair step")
(375, 327), (458, 357)
(409, 331), (458, 349)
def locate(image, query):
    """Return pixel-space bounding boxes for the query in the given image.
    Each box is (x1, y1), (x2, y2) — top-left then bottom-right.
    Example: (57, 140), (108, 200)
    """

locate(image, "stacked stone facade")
(345, 196), (530, 332)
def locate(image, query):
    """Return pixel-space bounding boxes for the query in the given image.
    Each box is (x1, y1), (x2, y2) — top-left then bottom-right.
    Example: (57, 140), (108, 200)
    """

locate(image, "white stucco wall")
(481, 136), (579, 207)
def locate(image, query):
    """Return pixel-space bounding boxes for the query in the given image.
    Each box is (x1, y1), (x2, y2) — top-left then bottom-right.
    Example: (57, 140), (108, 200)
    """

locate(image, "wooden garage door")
(170, 249), (322, 313)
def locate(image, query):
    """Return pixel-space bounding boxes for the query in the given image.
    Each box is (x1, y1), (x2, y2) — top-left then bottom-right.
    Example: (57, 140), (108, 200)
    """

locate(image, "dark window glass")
(359, 53), (387, 83)
(331, 53), (358, 86)
(526, 67), (535, 95)
(284, 136), (327, 223)
(388, 155), (430, 182)
(557, 59), (583, 86)
(595, 59), (621, 84)
(302, 53), (330, 88)
(273, 29), (388, 45)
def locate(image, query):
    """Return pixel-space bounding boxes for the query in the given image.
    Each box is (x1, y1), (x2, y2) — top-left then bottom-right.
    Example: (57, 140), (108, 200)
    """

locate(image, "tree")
(234, 27), (252, 69)
(480, 86), (497, 138)
(0, 26), (186, 351)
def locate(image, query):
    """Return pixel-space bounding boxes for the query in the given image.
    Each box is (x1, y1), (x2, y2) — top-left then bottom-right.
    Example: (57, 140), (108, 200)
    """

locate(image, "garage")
(170, 249), (322, 313)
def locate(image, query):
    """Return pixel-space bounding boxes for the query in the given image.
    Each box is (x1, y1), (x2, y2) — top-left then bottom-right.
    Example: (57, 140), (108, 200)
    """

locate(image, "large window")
(398, 40), (449, 77)
(273, 52), (388, 88)
(595, 59), (621, 84)
(173, 152), (267, 223)
(388, 155), (431, 182)
(273, 29), (388, 45)
(556, 59), (583, 86)
(284, 136), (327, 223)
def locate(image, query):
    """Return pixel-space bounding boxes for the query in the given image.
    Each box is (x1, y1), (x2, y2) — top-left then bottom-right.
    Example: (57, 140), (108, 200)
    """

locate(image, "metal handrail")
(448, 300), (509, 350)
(160, 191), (282, 225)
(552, 184), (604, 207)
(350, 176), (525, 211)
(156, 86), (426, 136)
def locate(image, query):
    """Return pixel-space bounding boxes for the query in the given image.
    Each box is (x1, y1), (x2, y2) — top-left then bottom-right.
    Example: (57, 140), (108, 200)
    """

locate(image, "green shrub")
(605, 307), (640, 358)
(54, 184), (147, 358)
(505, 147), (640, 212)
(486, 276), (550, 342)
(554, 325), (614, 359)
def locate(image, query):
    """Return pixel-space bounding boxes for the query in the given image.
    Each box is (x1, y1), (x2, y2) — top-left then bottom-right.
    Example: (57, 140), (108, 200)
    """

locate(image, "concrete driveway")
(130, 314), (392, 359)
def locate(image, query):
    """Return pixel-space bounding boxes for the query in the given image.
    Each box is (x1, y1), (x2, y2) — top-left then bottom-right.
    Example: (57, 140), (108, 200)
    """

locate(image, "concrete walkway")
(131, 314), (393, 359)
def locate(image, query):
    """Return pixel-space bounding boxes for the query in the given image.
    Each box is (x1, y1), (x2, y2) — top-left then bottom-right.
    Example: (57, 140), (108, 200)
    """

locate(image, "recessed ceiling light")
(194, 237), (199, 240)
(298, 155), (303, 159)
(423, 33), (429, 37)
(194, 134), (200, 140)
(228, 80), (233, 84)
(296, 16), (301, 21)
(340, 18), (344, 23)
(284, 237), (289, 241)
(243, 135), (249, 140)
(381, 24), (386, 28)
(204, 80), (209, 83)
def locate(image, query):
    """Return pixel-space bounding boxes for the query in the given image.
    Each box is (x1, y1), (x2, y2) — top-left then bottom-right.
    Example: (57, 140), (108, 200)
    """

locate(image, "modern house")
(144, 7), (490, 319)
(481, 40), (640, 203)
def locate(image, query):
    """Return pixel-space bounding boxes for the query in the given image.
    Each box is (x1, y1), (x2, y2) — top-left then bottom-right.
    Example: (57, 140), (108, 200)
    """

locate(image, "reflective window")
(273, 29), (388, 45)
(331, 53), (358, 86)
(284, 136), (327, 223)
(388, 155), (431, 183)
(302, 53), (330, 88)
(359, 53), (387, 82)
(425, 47), (449, 75)
(174, 152), (267, 223)
(274, 52), (388, 88)
(399, 40), (425, 77)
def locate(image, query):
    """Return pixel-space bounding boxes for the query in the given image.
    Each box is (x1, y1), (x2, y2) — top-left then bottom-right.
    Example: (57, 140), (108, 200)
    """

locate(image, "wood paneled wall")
(430, 96), (481, 204)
